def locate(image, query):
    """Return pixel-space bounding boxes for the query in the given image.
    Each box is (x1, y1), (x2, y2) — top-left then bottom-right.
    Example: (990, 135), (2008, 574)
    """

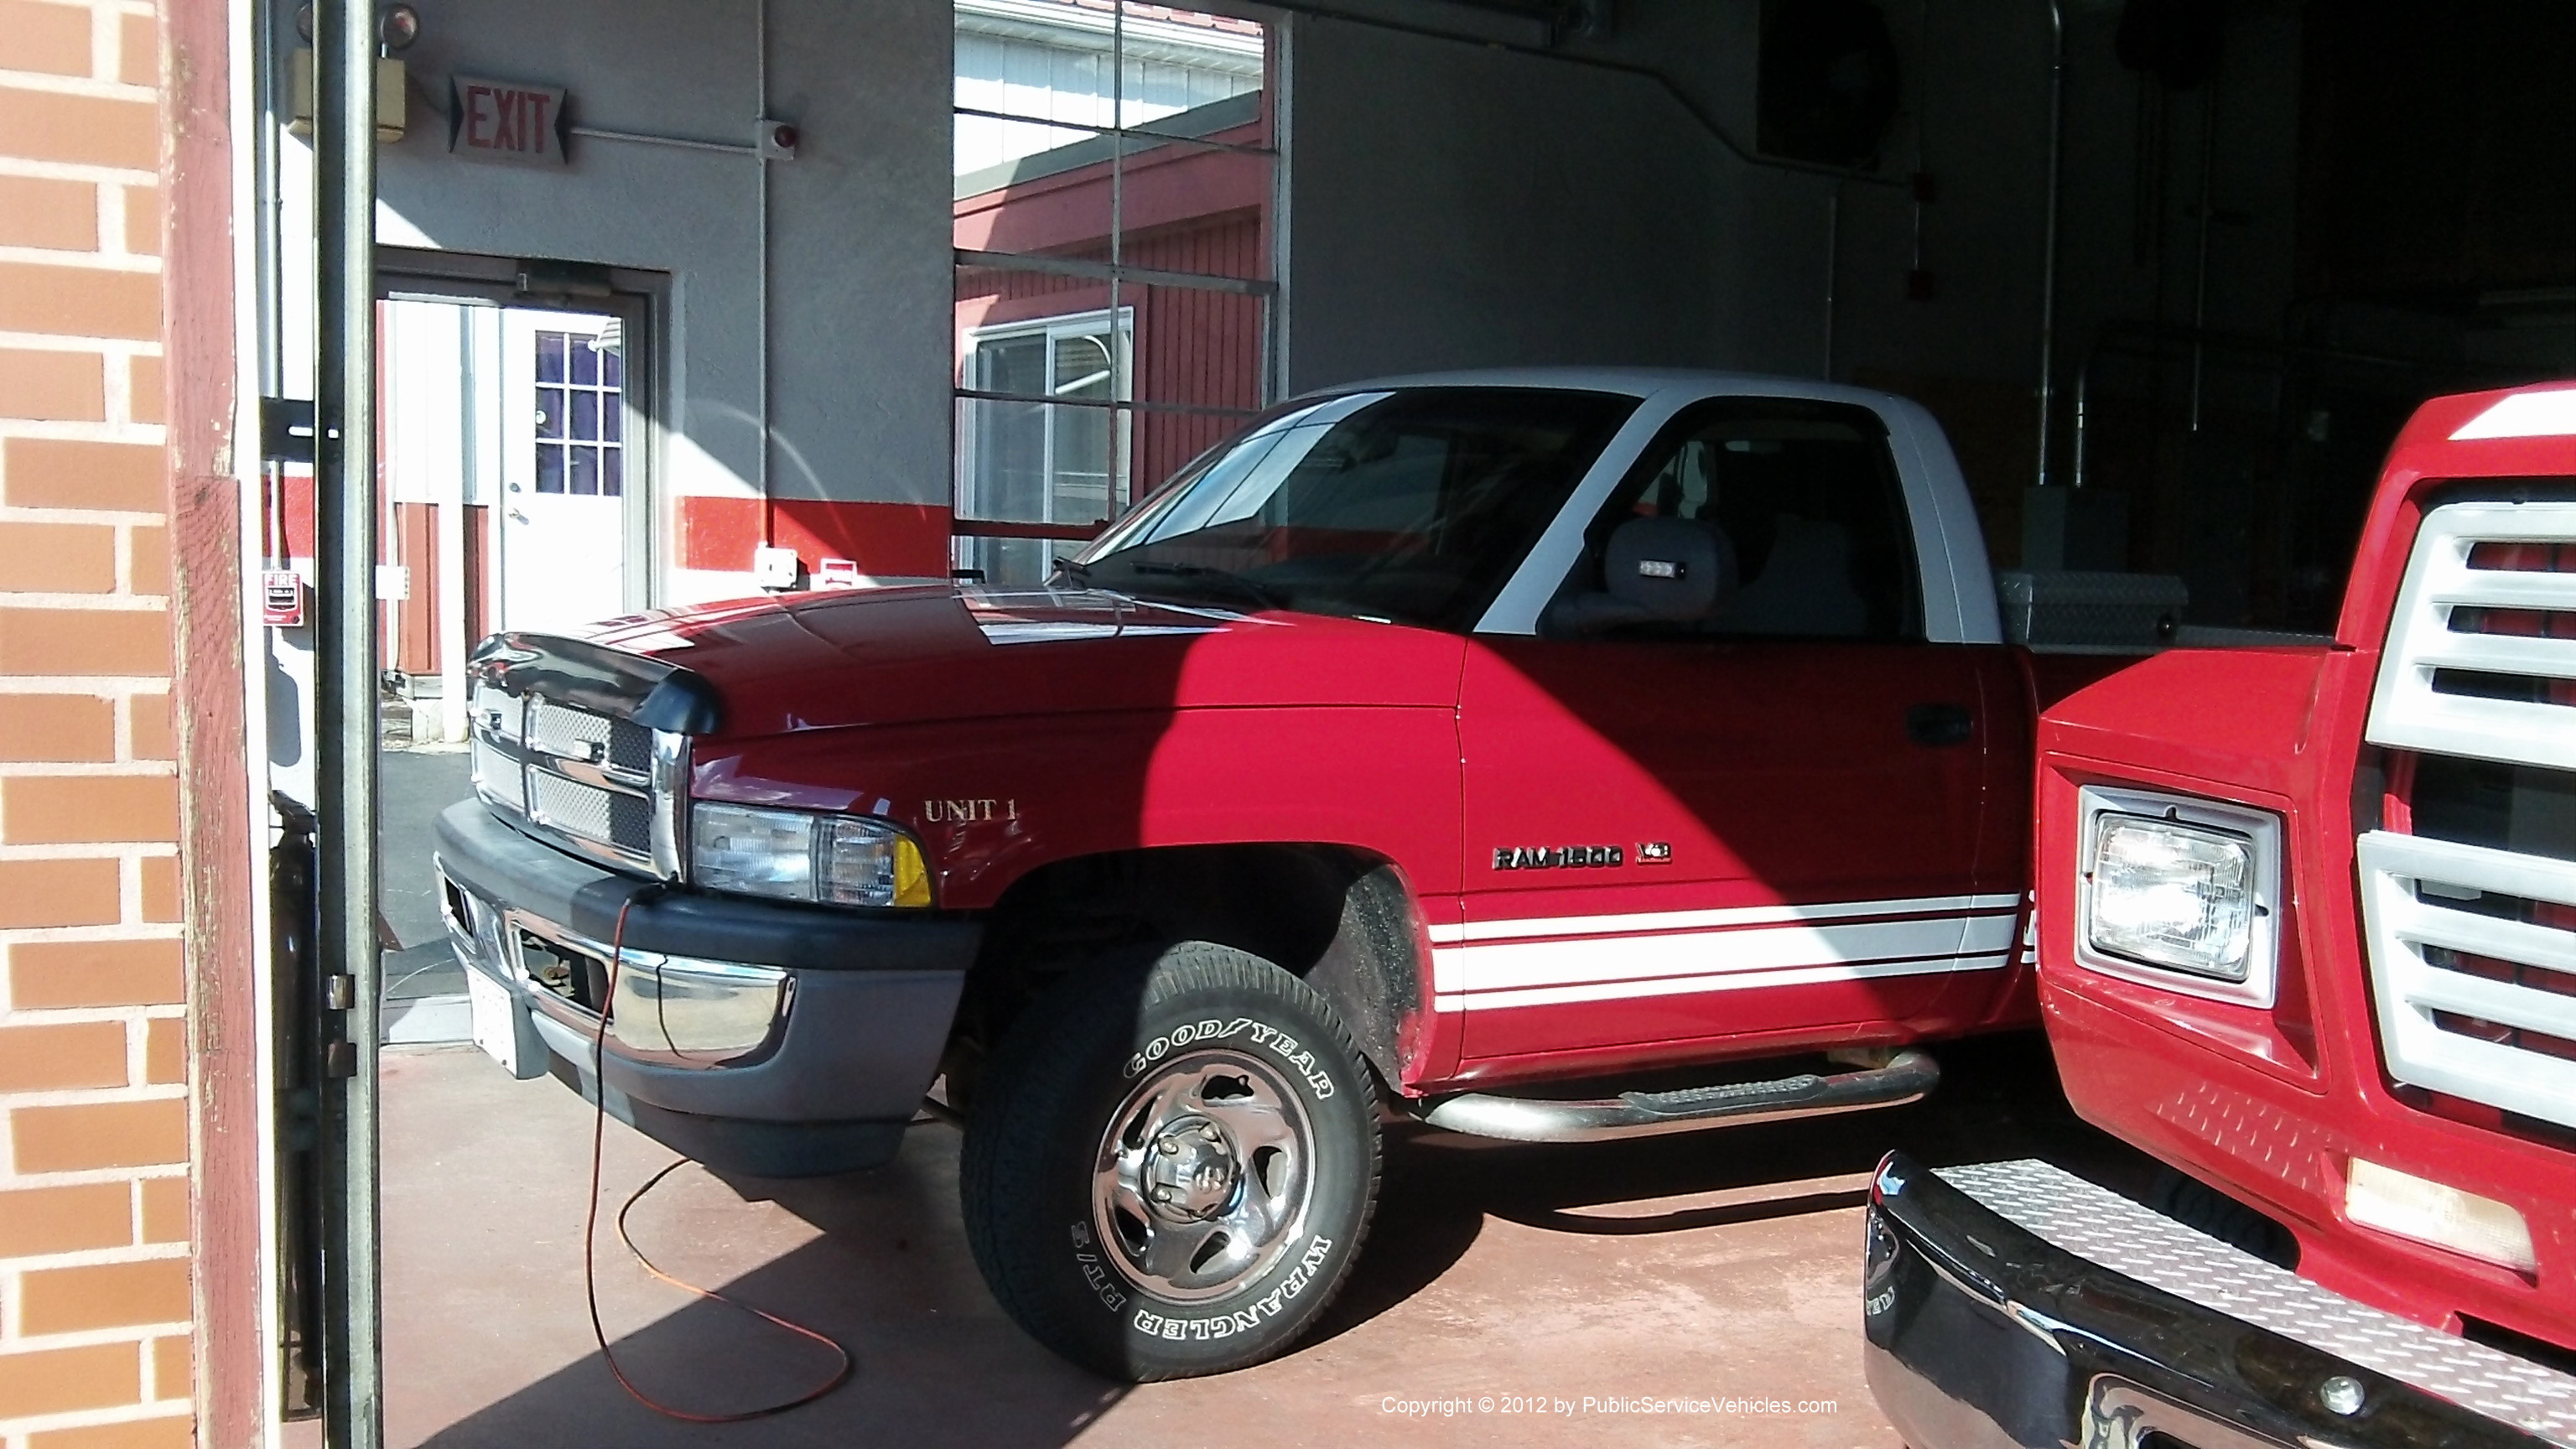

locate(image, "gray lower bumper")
(434, 801), (979, 1176)
(1862, 1153), (2576, 1449)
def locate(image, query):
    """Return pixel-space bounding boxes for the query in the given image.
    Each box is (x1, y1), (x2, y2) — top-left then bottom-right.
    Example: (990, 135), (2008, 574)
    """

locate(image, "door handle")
(1906, 703), (1975, 746)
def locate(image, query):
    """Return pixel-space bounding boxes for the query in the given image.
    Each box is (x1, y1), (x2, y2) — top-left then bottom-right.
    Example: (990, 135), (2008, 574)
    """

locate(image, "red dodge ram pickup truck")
(438, 369), (2115, 1379)
(1867, 382), (2576, 1447)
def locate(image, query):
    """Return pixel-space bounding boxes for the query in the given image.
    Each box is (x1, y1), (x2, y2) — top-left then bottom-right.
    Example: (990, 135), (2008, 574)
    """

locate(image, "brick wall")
(0, 1), (198, 1445)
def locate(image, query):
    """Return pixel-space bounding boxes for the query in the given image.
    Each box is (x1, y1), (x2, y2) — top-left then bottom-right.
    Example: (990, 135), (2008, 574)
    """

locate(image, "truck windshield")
(1070, 387), (1638, 631)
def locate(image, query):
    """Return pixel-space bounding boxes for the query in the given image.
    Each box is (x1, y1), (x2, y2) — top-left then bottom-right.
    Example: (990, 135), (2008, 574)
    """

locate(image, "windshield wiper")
(1050, 555), (1093, 588)
(1119, 559), (1291, 613)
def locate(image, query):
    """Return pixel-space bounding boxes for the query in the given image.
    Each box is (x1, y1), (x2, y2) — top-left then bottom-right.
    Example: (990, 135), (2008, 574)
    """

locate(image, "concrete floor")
(381, 1032), (2143, 1448)
(379, 747), (474, 1009)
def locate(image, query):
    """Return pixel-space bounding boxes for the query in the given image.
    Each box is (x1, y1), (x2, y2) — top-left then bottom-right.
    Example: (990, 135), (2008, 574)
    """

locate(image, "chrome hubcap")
(1092, 1050), (1313, 1304)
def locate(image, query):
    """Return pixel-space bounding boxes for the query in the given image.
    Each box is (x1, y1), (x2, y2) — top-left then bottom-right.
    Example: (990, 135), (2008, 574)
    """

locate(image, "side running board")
(1412, 1049), (1940, 1144)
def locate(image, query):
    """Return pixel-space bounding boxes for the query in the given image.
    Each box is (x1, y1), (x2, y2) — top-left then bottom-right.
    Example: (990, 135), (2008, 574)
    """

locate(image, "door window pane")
(531, 327), (626, 506)
(1587, 401), (1922, 640)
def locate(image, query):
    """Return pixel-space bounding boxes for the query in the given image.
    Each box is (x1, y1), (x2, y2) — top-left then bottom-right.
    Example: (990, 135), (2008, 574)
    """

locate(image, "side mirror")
(1545, 516), (1739, 636)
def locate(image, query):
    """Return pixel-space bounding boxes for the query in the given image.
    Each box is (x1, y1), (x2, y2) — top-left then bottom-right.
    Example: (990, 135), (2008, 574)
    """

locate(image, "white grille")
(2366, 500), (2576, 773)
(2357, 829), (2576, 1130)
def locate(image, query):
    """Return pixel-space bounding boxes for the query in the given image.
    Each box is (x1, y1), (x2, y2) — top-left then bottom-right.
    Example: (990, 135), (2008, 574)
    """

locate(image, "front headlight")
(690, 802), (933, 908)
(2075, 786), (2281, 1005)
(2090, 814), (2254, 978)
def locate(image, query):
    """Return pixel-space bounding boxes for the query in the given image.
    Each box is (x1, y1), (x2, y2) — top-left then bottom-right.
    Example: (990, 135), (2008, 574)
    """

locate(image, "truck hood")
(579, 585), (1467, 739)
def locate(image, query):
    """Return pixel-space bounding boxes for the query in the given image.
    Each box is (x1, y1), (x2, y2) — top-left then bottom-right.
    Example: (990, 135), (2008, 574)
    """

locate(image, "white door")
(500, 309), (629, 632)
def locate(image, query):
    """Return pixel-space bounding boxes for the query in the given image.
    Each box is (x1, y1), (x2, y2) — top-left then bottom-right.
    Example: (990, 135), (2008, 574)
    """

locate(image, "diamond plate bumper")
(1862, 1153), (2576, 1449)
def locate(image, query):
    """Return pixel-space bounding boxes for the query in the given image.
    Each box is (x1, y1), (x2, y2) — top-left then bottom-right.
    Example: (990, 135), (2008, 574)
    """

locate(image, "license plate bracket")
(466, 969), (528, 1078)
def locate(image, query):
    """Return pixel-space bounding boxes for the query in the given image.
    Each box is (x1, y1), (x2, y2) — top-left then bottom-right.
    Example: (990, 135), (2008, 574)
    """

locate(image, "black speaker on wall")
(1757, 0), (1903, 168)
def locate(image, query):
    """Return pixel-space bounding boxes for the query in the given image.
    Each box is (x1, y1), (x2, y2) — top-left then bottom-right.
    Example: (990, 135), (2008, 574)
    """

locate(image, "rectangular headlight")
(2074, 786), (2281, 1006)
(2089, 813), (2255, 979)
(689, 802), (932, 908)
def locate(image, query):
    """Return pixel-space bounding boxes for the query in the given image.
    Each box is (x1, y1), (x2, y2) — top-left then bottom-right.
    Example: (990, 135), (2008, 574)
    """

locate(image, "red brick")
(120, 12), (156, 87)
(4, 438), (167, 512)
(0, 1182), (132, 1256)
(143, 1016), (182, 1084)
(0, 1021), (129, 1091)
(3, 775), (179, 844)
(0, 605), (172, 675)
(0, 519), (119, 592)
(0, 260), (160, 341)
(138, 1175), (186, 1244)
(127, 690), (174, 759)
(0, 86), (158, 171)
(11, 1098), (188, 1172)
(0, 0), (95, 76)
(0, 174), (96, 251)
(0, 347), (106, 421)
(127, 523), (169, 594)
(121, 184), (159, 257)
(7, 937), (184, 1007)
(0, 857), (120, 927)
(140, 854), (178, 921)
(0, 1343), (145, 1420)
(17, 1256), (190, 1333)
(30, 1416), (194, 1449)
(148, 1334), (190, 1401)
(0, 693), (116, 761)
(127, 351), (164, 422)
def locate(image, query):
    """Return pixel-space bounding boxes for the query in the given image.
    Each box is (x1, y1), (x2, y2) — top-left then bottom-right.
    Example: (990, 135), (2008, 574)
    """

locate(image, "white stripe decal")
(1427, 891), (2022, 947)
(1431, 953), (2012, 1012)
(1437, 914), (1981, 993)
(1432, 911), (2018, 992)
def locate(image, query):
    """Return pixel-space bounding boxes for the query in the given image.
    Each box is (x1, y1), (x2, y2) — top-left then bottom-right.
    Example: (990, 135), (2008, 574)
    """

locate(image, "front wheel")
(958, 942), (1380, 1379)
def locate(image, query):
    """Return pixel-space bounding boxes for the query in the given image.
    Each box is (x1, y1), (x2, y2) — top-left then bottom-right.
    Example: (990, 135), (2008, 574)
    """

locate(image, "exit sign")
(448, 75), (568, 166)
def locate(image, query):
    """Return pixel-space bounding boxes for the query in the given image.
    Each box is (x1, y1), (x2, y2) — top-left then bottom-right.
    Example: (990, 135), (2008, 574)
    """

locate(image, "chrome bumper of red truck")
(1862, 1152), (2576, 1449)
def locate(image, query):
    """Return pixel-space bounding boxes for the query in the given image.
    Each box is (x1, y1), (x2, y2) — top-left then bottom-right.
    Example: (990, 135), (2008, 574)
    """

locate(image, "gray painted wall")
(1280, 0), (2307, 417)
(364, 0), (953, 594)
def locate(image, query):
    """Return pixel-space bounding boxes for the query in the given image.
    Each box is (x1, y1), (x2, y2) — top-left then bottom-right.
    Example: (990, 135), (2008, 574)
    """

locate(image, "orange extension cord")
(584, 892), (854, 1423)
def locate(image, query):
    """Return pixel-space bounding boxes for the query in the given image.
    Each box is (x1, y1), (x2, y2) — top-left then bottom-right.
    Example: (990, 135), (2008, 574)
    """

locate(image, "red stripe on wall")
(678, 495), (953, 578)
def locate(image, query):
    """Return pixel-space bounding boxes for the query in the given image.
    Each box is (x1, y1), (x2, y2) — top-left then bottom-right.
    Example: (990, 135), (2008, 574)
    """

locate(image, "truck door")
(1452, 397), (2013, 1067)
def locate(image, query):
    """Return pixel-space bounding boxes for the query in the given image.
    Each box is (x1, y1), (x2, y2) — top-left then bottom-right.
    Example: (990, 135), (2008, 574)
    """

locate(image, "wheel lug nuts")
(1151, 1186), (1171, 1202)
(1157, 1137), (1178, 1155)
(1201, 1124), (1220, 1140)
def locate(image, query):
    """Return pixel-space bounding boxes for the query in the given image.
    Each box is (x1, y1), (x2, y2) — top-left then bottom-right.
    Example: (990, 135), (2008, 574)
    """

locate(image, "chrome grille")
(2364, 495), (2576, 1128)
(471, 735), (526, 812)
(470, 681), (673, 877)
(528, 770), (619, 841)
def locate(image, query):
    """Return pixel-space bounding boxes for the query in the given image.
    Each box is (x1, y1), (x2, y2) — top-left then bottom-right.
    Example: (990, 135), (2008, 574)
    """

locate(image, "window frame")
(956, 305), (1138, 532)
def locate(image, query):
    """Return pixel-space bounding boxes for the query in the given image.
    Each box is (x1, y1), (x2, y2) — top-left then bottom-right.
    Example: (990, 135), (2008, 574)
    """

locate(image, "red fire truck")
(1867, 382), (2576, 1446)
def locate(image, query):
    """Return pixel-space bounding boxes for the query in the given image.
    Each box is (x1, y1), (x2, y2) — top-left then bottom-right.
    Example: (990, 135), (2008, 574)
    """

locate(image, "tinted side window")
(1567, 398), (1921, 641)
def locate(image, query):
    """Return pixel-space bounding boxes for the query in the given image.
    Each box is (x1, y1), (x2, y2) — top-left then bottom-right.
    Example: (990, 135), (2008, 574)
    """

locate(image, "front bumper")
(434, 800), (979, 1176)
(1862, 1153), (2576, 1449)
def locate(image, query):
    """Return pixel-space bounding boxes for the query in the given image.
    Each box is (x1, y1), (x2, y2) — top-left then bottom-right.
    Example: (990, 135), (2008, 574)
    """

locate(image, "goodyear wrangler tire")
(959, 941), (1380, 1380)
